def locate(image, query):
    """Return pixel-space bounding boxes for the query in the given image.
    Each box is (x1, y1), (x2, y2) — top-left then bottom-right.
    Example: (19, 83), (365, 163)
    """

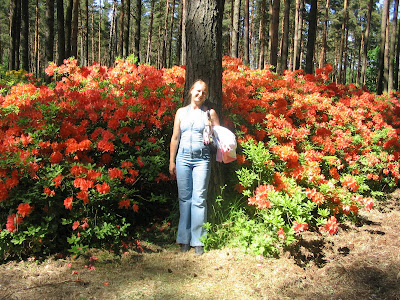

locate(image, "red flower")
(108, 168), (124, 180)
(64, 196), (73, 210)
(53, 174), (63, 188)
(77, 191), (89, 204)
(132, 203), (139, 212)
(292, 221), (309, 233)
(6, 214), (22, 233)
(277, 228), (285, 239)
(50, 151), (63, 164)
(17, 203), (34, 218)
(73, 178), (94, 191)
(137, 156), (144, 167)
(96, 182), (110, 194)
(44, 187), (55, 197)
(72, 221), (80, 230)
(320, 216), (338, 235)
(118, 199), (131, 209)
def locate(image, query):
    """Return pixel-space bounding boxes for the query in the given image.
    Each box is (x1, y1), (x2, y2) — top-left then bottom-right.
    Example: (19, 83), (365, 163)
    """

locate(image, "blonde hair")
(189, 80), (208, 97)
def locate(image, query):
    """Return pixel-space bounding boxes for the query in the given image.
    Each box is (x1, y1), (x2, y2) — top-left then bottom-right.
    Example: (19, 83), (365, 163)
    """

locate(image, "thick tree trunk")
(9, 0), (21, 70)
(279, 0), (290, 73)
(231, 0), (240, 58)
(305, 0), (317, 74)
(361, 0), (372, 86)
(45, 0), (54, 64)
(184, 0), (225, 222)
(388, 0), (398, 91)
(244, 0), (250, 65)
(56, 0), (65, 65)
(377, 0), (390, 94)
(383, 8), (390, 93)
(21, 0), (29, 71)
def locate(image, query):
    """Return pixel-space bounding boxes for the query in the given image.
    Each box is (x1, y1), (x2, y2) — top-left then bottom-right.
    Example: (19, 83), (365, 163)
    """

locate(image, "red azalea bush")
(1, 56), (399, 258)
(216, 56), (400, 255)
(0, 58), (185, 259)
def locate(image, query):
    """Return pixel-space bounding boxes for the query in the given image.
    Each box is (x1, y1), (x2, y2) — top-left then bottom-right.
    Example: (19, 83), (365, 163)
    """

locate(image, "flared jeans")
(176, 148), (211, 246)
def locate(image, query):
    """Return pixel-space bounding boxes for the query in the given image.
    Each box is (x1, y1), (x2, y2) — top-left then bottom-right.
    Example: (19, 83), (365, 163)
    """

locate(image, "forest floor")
(1, 190), (400, 300)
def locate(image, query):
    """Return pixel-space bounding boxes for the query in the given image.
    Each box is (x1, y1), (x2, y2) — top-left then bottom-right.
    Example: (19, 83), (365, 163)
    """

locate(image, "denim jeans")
(176, 148), (211, 246)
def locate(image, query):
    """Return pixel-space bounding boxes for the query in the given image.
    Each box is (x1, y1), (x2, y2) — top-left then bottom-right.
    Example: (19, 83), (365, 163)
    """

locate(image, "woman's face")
(190, 82), (207, 105)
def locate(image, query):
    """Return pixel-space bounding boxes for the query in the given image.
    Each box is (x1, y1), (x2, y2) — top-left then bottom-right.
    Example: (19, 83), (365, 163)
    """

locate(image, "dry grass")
(1, 192), (400, 300)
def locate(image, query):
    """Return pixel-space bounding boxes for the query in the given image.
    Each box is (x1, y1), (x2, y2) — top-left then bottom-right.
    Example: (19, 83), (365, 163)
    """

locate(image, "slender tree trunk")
(45, 0), (54, 81)
(167, 0), (176, 67)
(279, 0), (290, 73)
(293, 0), (303, 70)
(91, 3), (94, 64)
(343, 27), (349, 83)
(85, 0), (89, 64)
(377, 0), (390, 94)
(250, 0), (256, 68)
(231, 0), (240, 58)
(133, 0), (141, 62)
(319, 0), (329, 68)
(338, 0), (348, 83)
(258, 0), (266, 68)
(269, 0), (280, 70)
(181, 0), (186, 65)
(124, 0), (131, 57)
(108, 0), (118, 66)
(119, 0), (124, 57)
(146, 0), (155, 64)
(244, 0), (250, 65)
(35, 0), (40, 76)
(56, 0), (65, 65)
(383, 7), (390, 93)
(361, 0), (372, 86)
(176, 0), (183, 65)
(389, 0), (398, 91)
(65, 0), (73, 58)
(98, 0), (102, 63)
(305, 0), (317, 74)
(71, 0), (79, 59)
(21, 0), (29, 71)
(9, 0), (21, 71)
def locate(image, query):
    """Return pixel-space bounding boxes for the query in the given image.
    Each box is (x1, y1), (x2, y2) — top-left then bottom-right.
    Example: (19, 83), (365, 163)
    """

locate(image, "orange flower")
(292, 221), (309, 233)
(17, 203), (34, 218)
(118, 199), (131, 209)
(64, 197), (73, 210)
(132, 203), (139, 212)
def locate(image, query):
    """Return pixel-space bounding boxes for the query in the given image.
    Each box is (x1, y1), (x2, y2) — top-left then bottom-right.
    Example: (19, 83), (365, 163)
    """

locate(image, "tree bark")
(258, 0), (266, 68)
(21, 0), (29, 71)
(388, 0), (398, 91)
(319, 0), (329, 68)
(145, 0), (155, 64)
(85, 0), (89, 65)
(360, 0), (372, 86)
(377, 0), (390, 94)
(269, 0), (280, 70)
(181, 0), (186, 65)
(34, 0), (40, 76)
(293, 0), (303, 70)
(279, 0), (290, 73)
(124, 0), (131, 58)
(45, 0), (54, 64)
(65, 0), (73, 58)
(167, 0), (176, 67)
(133, 0), (141, 62)
(119, 0), (125, 57)
(108, 0), (118, 66)
(231, 0), (240, 58)
(338, 0), (348, 83)
(305, 0), (317, 74)
(244, 0), (250, 65)
(71, 0), (79, 59)
(56, 0), (65, 65)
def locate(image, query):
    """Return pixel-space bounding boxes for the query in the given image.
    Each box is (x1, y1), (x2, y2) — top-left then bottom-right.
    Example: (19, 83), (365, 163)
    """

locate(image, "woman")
(169, 80), (220, 255)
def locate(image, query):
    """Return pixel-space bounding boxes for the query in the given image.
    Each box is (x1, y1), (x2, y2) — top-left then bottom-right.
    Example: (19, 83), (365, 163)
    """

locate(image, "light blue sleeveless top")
(179, 105), (208, 153)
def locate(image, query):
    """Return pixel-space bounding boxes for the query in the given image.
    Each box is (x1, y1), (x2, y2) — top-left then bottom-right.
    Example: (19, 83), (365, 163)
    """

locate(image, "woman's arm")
(209, 109), (220, 126)
(169, 109), (181, 176)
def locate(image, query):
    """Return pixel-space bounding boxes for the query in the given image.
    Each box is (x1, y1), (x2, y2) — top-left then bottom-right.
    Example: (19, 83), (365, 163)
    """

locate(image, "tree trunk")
(319, 0), (329, 68)
(98, 0), (102, 64)
(377, 0), (389, 94)
(21, 0), (29, 71)
(184, 0), (225, 221)
(124, 0), (131, 57)
(177, 0), (183, 65)
(133, 0), (141, 62)
(71, 0), (79, 59)
(34, 0), (40, 76)
(45, 0), (54, 77)
(145, 0), (155, 64)
(269, 0), (280, 70)
(360, 0), (372, 86)
(9, 0), (21, 71)
(108, 0), (118, 66)
(338, 0), (348, 83)
(231, 0), (240, 58)
(167, 0), (176, 67)
(65, 0), (73, 58)
(388, 0), (398, 91)
(56, 0), (65, 65)
(258, 0), (266, 68)
(305, 0), (317, 74)
(279, 0), (290, 73)
(244, 0), (250, 65)
(383, 7), (390, 93)
(119, 0), (124, 57)
(293, 0), (303, 70)
(180, 0), (186, 65)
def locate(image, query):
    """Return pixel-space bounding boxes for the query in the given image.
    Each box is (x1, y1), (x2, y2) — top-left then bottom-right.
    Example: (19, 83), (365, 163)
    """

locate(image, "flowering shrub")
(0, 58), (185, 259)
(220, 56), (399, 255)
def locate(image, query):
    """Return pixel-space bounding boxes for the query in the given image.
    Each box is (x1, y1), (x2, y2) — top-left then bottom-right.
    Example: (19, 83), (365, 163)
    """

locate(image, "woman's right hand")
(169, 161), (176, 176)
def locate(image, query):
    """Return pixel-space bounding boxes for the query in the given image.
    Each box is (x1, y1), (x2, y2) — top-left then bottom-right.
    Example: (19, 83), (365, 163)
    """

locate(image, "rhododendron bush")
(217, 57), (400, 255)
(1, 57), (399, 258)
(0, 58), (185, 258)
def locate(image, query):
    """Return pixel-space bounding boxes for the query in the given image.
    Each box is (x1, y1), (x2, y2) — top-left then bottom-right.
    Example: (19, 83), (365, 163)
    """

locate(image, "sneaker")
(180, 244), (190, 252)
(194, 246), (204, 255)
